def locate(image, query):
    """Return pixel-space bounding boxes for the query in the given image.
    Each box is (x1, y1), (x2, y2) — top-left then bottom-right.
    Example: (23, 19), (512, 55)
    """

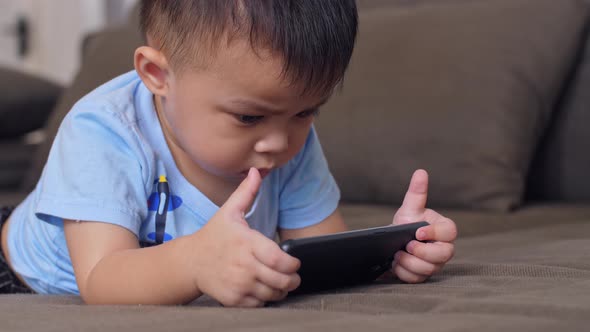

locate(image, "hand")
(391, 169), (458, 283)
(191, 168), (301, 307)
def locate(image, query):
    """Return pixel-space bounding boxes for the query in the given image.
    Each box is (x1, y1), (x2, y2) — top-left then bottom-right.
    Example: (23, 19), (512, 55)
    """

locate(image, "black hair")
(139, 0), (358, 95)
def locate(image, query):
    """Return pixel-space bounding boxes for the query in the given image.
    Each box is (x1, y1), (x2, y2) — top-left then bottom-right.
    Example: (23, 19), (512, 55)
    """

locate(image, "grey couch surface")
(1, 212), (588, 331)
(1, 0), (590, 331)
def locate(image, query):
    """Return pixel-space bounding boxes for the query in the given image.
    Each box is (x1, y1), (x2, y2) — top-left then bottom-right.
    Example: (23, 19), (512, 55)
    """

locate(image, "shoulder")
(50, 71), (155, 185)
(59, 71), (150, 151)
(67, 70), (144, 128)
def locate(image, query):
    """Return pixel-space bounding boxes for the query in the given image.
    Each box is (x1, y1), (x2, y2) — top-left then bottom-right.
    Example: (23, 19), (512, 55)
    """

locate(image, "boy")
(0, 0), (457, 307)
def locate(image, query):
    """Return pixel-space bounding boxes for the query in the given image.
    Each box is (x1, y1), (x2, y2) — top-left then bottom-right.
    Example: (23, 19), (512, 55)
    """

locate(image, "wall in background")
(0, 0), (136, 85)
(105, 0), (138, 25)
(28, 0), (105, 85)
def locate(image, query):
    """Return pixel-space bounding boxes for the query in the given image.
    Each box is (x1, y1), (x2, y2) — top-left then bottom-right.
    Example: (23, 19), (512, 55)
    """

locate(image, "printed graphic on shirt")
(140, 177), (183, 247)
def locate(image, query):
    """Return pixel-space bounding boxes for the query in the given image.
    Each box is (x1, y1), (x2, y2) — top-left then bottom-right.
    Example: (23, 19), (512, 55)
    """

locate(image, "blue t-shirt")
(7, 71), (340, 294)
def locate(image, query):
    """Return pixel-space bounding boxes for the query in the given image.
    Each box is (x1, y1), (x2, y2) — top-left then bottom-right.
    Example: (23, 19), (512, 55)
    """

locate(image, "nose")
(254, 130), (289, 154)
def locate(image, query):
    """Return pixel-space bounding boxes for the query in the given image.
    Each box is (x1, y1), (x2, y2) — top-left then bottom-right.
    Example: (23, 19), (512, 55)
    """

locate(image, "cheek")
(286, 124), (313, 159)
(179, 120), (253, 170)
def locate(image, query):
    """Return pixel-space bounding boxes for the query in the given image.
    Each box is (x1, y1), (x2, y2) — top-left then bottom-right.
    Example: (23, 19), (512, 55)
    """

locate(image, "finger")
(236, 295), (265, 308)
(406, 240), (455, 264)
(224, 168), (262, 219)
(249, 282), (288, 302)
(255, 262), (301, 292)
(393, 262), (428, 284)
(416, 217), (458, 242)
(219, 292), (263, 308)
(251, 233), (301, 274)
(399, 169), (429, 215)
(395, 250), (441, 277)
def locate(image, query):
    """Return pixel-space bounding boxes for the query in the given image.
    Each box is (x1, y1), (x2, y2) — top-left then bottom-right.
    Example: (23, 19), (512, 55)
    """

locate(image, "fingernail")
(406, 241), (415, 254)
(417, 230), (426, 240)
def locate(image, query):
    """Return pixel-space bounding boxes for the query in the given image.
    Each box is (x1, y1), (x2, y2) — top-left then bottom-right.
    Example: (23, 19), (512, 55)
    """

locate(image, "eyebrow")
(227, 97), (330, 115)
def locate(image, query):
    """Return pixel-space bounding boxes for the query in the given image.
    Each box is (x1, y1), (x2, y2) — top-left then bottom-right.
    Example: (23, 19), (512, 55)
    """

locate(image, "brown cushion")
(357, 0), (399, 10)
(527, 24), (590, 202)
(0, 215), (589, 329)
(0, 140), (36, 191)
(0, 68), (62, 138)
(316, 0), (588, 211)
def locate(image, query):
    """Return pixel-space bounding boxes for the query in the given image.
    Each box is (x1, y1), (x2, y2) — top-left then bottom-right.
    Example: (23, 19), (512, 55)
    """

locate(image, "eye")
(235, 114), (264, 125)
(296, 108), (320, 119)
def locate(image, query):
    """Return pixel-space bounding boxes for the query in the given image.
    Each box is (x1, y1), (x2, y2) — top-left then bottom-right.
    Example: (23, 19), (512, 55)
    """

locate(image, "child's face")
(156, 40), (331, 187)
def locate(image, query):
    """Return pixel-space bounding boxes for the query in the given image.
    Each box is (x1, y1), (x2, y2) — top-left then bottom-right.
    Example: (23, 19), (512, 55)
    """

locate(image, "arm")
(64, 220), (201, 305)
(66, 168), (300, 307)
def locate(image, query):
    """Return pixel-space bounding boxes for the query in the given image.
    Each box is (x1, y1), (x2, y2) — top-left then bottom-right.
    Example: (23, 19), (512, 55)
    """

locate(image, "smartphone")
(280, 221), (429, 294)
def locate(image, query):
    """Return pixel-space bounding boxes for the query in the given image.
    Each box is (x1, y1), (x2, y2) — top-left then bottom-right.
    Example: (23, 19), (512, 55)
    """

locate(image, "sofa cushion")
(0, 140), (36, 191)
(339, 202), (590, 237)
(0, 68), (62, 138)
(316, 0), (589, 211)
(1, 216), (589, 330)
(0, 191), (28, 207)
(527, 16), (590, 202)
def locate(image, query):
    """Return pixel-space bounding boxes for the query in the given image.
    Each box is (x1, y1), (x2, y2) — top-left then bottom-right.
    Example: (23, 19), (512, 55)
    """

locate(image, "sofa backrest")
(22, 0), (590, 212)
(526, 22), (590, 203)
(316, 0), (589, 211)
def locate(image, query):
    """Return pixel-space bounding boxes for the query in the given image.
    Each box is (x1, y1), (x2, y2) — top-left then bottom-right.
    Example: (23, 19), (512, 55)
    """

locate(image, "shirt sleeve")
(278, 127), (341, 230)
(35, 103), (150, 237)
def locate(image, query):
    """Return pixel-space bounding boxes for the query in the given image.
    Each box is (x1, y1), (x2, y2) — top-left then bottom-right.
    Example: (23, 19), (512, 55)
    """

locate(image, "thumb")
(223, 168), (262, 219)
(399, 169), (429, 216)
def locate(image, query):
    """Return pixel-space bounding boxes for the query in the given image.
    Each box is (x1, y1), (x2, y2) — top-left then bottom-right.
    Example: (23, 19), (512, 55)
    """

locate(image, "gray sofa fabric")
(0, 141), (36, 191)
(317, 0), (588, 212)
(527, 20), (590, 202)
(0, 212), (588, 331)
(0, 68), (61, 139)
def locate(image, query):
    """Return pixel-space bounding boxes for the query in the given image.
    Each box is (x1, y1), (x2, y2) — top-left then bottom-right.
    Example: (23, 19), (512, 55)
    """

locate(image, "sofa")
(1, 0), (589, 330)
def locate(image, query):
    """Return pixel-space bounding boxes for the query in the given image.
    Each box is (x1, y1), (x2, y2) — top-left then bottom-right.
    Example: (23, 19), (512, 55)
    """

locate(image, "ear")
(134, 46), (171, 97)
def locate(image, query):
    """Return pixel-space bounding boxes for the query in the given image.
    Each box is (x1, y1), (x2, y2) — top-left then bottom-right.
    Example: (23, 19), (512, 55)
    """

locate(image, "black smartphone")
(280, 221), (429, 294)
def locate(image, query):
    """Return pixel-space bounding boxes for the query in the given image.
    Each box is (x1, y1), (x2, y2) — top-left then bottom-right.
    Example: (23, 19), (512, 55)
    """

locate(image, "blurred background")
(0, 0), (137, 85)
(1, 0), (589, 209)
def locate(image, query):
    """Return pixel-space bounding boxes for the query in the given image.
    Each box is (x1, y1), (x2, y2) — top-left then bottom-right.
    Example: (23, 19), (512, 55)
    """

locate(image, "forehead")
(178, 39), (330, 107)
